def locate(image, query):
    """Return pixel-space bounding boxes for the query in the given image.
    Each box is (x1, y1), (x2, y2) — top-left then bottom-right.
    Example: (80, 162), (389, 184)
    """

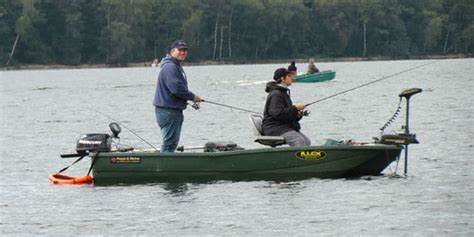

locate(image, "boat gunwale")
(93, 144), (402, 158)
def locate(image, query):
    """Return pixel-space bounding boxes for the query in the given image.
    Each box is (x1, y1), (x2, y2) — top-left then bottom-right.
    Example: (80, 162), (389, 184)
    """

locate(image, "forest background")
(1, 0), (473, 68)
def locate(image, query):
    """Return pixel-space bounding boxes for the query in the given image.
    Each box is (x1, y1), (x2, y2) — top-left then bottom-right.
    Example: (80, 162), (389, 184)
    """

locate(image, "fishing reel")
(188, 102), (200, 110)
(299, 110), (310, 117)
(192, 102), (200, 110)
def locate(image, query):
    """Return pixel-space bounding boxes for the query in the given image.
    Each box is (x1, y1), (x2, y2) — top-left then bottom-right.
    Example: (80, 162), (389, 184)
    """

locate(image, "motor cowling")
(76, 133), (111, 155)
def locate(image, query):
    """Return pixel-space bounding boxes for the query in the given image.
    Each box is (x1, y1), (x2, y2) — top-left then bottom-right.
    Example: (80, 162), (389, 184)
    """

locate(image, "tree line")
(1, 0), (473, 66)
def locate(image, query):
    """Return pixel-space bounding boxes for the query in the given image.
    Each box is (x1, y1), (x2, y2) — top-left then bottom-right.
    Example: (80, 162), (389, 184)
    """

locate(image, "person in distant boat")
(151, 58), (159, 67)
(307, 58), (319, 74)
(262, 68), (311, 146)
(288, 61), (297, 75)
(153, 40), (202, 152)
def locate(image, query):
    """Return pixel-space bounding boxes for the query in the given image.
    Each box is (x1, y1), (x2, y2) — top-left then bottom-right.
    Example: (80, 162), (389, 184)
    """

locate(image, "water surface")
(1, 58), (473, 235)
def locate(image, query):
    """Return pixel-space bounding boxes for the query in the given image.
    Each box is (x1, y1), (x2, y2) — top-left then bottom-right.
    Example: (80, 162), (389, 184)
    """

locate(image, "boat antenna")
(202, 100), (261, 114)
(86, 107), (158, 150)
(305, 60), (438, 107)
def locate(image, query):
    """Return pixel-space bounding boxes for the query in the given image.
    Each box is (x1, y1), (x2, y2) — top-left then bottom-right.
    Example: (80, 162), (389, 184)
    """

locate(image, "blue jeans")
(155, 107), (184, 152)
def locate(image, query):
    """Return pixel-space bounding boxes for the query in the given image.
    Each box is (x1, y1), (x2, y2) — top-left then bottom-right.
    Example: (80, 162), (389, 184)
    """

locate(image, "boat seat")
(249, 114), (286, 147)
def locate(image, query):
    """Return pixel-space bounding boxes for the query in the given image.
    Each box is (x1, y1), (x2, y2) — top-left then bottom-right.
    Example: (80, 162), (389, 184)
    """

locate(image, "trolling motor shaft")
(399, 88), (422, 139)
(400, 88), (421, 175)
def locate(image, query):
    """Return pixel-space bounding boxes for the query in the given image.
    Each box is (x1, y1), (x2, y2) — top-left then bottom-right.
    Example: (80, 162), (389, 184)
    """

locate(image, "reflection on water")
(161, 183), (190, 196)
(1, 58), (473, 235)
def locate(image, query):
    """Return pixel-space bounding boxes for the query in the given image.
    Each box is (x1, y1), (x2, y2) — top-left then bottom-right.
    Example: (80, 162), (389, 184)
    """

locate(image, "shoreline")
(1, 54), (470, 71)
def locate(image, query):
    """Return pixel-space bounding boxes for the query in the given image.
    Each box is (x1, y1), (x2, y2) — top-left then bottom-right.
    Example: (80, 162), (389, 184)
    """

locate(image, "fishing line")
(86, 107), (158, 150)
(202, 100), (261, 114)
(305, 60), (438, 107)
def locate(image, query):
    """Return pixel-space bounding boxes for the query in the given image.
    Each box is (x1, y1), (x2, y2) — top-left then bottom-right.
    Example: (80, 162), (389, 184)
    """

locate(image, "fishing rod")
(86, 107), (158, 150)
(201, 100), (261, 114)
(305, 60), (438, 107)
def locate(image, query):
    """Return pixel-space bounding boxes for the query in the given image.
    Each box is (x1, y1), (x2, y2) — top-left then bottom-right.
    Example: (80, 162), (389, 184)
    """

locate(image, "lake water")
(1, 58), (473, 236)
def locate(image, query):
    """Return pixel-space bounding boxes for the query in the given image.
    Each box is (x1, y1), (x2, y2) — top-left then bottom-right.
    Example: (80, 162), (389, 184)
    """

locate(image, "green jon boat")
(51, 88), (422, 185)
(293, 70), (336, 83)
(89, 144), (401, 184)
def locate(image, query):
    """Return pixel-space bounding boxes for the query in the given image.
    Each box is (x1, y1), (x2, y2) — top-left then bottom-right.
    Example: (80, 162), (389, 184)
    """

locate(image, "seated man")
(261, 68), (311, 147)
(307, 58), (319, 74)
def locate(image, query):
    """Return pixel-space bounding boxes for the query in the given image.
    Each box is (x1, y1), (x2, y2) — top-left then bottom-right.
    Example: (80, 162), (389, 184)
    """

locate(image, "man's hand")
(192, 95), (202, 103)
(294, 103), (305, 111)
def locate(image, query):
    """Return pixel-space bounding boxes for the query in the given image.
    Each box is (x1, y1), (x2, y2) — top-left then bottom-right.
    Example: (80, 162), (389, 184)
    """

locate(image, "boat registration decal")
(110, 157), (141, 164)
(295, 150), (326, 160)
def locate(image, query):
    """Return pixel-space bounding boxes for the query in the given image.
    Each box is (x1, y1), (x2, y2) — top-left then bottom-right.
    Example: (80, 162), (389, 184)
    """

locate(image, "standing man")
(153, 40), (202, 152)
(262, 68), (311, 146)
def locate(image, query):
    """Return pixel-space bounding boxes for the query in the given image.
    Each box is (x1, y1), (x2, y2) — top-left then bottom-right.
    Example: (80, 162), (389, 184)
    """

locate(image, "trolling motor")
(378, 88), (422, 175)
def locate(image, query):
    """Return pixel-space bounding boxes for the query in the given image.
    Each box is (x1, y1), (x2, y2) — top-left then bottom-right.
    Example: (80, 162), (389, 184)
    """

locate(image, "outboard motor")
(75, 122), (122, 155)
(61, 122), (122, 158)
(76, 133), (112, 156)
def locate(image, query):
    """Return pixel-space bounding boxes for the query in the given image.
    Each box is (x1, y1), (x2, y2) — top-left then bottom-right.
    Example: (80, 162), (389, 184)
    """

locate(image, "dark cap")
(171, 40), (188, 49)
(273, 68), (291, 80)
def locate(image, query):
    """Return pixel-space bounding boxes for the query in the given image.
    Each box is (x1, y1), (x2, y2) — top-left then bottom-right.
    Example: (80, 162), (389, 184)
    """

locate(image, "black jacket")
(261, 81), (302, 136)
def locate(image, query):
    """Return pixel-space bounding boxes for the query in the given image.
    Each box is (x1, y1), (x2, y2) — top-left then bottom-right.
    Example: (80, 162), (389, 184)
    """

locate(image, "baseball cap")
(273, 68), (291, 80)
(170, 40), (188, 49)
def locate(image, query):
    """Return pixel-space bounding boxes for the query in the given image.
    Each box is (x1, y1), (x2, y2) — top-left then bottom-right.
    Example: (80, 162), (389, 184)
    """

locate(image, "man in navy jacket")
(153, 40), (202, 152)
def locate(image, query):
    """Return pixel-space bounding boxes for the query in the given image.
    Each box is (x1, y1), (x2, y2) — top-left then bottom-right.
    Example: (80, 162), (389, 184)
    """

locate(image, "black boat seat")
(249, 114), (286, 147)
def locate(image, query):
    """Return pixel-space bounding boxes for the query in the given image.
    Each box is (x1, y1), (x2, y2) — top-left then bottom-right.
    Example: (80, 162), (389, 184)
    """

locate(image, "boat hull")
(293, 70), (336, 83)
(91, 145), (401, 184)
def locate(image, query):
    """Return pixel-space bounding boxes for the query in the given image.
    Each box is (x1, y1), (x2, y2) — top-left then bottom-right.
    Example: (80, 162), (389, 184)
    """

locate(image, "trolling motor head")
(399, 88), (422, 99)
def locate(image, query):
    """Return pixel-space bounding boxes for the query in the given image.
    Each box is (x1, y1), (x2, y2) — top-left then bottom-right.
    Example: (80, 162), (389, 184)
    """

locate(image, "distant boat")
(293, 70), (336, 83)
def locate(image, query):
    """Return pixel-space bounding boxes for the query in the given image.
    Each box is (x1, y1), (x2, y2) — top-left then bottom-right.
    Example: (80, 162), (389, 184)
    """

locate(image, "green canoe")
(293, 70), (336, 83)
(88, 144), (401, 184)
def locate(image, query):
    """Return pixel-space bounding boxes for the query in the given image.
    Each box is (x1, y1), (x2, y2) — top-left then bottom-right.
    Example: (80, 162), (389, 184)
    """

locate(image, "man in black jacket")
(262, 68), (311, 146)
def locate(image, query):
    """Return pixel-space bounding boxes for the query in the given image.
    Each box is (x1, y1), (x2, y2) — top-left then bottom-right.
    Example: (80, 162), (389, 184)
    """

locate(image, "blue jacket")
(153, 56), (195, 110)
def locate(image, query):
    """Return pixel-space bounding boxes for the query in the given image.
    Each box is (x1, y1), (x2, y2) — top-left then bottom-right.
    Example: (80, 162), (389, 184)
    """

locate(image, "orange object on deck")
(49, 173), (93, 185)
